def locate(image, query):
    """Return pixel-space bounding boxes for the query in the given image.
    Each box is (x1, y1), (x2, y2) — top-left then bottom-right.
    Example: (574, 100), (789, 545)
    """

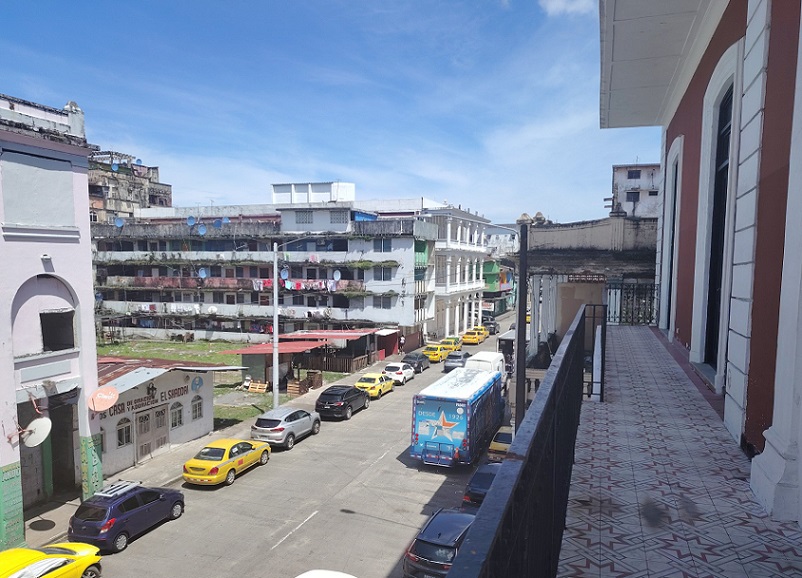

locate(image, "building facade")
(600, 0), (802, 524)
(611, 163), (662, 218)
(0, 94), (102, 548)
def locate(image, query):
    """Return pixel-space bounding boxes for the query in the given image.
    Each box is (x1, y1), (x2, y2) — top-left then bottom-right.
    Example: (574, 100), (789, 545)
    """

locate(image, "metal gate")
(136, 404), (169, 461)
(605, 282), (659, 325)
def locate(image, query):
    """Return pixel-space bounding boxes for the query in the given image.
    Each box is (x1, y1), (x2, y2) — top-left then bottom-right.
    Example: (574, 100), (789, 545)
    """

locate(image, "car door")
(139, 488), (169, 525)
(293, 410), (312, 437)
(347, 387), (364, 409)
(118, 494), (145, 537)
(381, 375), (392, 393)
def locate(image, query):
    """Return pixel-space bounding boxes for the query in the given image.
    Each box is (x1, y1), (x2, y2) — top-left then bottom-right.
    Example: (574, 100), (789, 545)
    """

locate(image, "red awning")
(220, 340), (328, 355)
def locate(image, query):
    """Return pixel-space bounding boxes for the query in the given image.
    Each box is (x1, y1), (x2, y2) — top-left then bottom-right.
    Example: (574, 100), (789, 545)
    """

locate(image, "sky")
(3, 0), (660, 224)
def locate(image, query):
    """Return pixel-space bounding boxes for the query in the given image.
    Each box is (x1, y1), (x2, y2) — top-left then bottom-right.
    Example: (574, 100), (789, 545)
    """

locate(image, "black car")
(402, 352), (432, 373)
(68, 480), (184, 552)
(403, 508), (476, 578)
(461, 462), (502, 509)
(315, 385), (370, 420)
(482, 318), (500, 335)
(443, 351), (471, 373)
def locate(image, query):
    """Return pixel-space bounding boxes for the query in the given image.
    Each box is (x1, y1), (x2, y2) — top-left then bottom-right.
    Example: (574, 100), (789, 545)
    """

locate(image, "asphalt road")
(99, 332), (507, 578)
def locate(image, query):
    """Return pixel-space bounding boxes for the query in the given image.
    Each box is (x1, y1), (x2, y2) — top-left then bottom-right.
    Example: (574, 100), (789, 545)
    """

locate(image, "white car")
(381, 362), (416, 385)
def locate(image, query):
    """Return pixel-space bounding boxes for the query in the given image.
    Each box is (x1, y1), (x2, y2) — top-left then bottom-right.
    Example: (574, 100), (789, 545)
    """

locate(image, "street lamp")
(514, 213), (533, 431)
(272, 241), (281, 410)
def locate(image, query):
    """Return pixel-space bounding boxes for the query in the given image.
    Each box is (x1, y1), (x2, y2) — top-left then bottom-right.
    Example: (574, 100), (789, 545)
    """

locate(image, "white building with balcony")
(0, 94), (101, 549)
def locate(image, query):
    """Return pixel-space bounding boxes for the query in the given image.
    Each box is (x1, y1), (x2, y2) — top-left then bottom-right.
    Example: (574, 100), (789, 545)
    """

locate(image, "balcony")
(99, 276), (365, 293)
(449, 320), (802, 577)
(434, 239), (490, 255)
(434, 278), (485, 296)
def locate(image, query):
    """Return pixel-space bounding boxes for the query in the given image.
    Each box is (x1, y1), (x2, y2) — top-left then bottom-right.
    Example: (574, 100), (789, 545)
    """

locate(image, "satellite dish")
(222, 217), (231, 224)
(22, 417), (52, 448)
(89, 386), (119, 412)
(213, 219), (223, 229)
(280, 268), (289, 280)
(186, 216), (196, 227)
(111, 163), (119, 172)
(114, 217), (125, 228)
(333, 270), (341, 281)
(198, 223), (207, 236)
(208, 305), (218, 314)
(198, 268), (208, 279)
(136, 159), (143, 165)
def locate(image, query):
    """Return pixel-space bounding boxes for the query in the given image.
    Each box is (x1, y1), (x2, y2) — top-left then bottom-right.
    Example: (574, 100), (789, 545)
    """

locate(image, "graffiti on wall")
(0, 462), (24, 548)
(80, 434), (103, 499)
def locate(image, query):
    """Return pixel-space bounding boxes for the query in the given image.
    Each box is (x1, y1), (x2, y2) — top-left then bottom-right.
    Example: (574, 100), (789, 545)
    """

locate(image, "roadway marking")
(271, 510), (318, 550)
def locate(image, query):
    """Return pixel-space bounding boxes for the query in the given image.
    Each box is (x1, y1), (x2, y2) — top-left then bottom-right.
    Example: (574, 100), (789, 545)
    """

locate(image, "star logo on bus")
(430, 411), (458, 441)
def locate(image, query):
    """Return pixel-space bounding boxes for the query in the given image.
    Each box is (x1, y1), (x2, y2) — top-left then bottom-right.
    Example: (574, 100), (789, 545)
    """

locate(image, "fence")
(606, 282), (659, 325)
(448, 306), (589, 578)
(297, 352), (377, 374)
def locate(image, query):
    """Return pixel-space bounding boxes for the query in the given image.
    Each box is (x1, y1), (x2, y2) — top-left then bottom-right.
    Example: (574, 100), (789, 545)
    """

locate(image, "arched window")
(116, 419), (132, 447)
(170, 402), (183, 429)
(191, 395), (203, 420)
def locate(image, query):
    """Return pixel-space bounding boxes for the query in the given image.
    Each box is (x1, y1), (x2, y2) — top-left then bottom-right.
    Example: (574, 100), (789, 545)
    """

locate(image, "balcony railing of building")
(605, 281), (659, 325)
(449, 305), (592, 578)
(99, 276), (366, 293)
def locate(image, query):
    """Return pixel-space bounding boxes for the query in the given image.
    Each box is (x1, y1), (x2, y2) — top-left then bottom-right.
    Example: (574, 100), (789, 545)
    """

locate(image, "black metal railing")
(605, 281), (659, 325)
(449, 306), (589, 578)
(583, 304), (607, 402)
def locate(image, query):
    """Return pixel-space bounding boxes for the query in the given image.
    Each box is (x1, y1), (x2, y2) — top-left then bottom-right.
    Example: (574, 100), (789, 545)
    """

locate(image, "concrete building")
(610, 163), (662, 218)
(0, 94), (101, 548)
(599, 0), (802, 524)
(88, 151), (172, 224)
(92, 183), (438, 351)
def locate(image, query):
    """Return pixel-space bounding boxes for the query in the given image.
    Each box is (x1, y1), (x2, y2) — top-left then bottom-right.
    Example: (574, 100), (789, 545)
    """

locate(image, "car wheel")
(285, 434), (295, 450)
(345, 405), (353, 420)
(224, 469), (236, 486)
(363, 397), (370, 409)
(169, 501), (184, 520)
(82, 565), (102, 578)
(259, 450), (270, 465)
(113, 532), (129, 553)
(376, 390), (382, 399)
(312, 421), (321, 435)
(401, 377), (406, 385)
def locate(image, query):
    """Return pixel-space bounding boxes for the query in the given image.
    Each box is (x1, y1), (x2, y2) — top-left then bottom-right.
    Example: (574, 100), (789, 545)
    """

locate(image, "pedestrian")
(399, 334), (406, 353)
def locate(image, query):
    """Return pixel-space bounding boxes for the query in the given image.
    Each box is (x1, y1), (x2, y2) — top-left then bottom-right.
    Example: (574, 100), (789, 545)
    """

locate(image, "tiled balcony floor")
(558, 326), (802, 577)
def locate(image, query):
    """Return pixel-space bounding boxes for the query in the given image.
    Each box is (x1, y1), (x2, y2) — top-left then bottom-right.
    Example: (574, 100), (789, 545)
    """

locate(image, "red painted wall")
(744, 0), (800, 453)
(664, 1), (746, 350)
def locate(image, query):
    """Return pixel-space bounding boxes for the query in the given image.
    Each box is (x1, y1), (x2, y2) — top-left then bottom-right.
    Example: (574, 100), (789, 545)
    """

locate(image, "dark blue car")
(68, 480), (184, 552)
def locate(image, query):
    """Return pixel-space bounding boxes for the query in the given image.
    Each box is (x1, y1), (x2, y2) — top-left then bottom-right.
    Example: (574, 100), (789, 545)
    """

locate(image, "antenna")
(114, 217), (125, 228)
(197, 223), (207, 236)
(333, 270), (341, 281)
(213, 219), (223, 229)
(198, 268), (208, 279)
(6, 416), (52, 447)
(186, 216), (196, 227)
(89, 386), (119, 412)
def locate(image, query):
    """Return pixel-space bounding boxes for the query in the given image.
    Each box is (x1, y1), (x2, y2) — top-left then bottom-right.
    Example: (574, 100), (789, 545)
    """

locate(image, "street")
(99, 332), (508, 578)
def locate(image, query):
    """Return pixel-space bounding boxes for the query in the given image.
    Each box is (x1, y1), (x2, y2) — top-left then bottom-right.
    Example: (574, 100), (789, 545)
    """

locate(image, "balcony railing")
(99, 276), (365, 293)
(449, 306), (588, 578)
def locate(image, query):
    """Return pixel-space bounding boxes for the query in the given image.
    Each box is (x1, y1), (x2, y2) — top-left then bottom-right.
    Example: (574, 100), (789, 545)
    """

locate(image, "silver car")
(251, 407), (321, 450)
(443, 351), (471, 373)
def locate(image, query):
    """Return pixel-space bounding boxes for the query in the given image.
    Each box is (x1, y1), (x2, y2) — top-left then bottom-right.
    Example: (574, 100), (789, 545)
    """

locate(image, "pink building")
(0, 94), (101, 548)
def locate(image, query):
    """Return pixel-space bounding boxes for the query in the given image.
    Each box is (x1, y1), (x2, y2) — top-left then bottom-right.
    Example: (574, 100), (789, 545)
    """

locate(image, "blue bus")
(410, 368), (505, 466)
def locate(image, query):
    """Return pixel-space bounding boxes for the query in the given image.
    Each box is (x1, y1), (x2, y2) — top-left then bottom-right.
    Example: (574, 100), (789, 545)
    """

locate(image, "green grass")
(213, 404), (264, 430)
(98, 340), (243, 365)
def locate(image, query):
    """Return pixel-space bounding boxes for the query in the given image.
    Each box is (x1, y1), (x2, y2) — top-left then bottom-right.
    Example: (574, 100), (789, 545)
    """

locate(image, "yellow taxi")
(422, 344), (449, 362)
(526, 310), (531, 323)
(182, 438), (270, 486)
(355, 373), (394, 398)
(488, 426), (514, 462)
(474, 325), (490, 339)
(439, 336), (463, 351)
(0, 542), (102, 578)
(462, 330), (486, 345)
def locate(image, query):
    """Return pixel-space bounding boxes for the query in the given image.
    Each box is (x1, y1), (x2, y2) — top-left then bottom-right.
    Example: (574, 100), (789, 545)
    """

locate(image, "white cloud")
(538, 0), (596, 17)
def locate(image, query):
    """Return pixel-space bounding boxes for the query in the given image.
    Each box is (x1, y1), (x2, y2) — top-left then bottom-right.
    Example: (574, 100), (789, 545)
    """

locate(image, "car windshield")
(494, 432), (514, 444)
(410, 539), (457, 563)
(73, 504), (107, 522)
(446, 353), (463, 360)
(255, 418), (282, 428)
(357, 377), (375, 384)
(318, 393), (343, 402)
(469, 470), (498, 491)
(384, 365), (401, 372)
(194, 447), (226, 461)
(424, 346), (437, 351)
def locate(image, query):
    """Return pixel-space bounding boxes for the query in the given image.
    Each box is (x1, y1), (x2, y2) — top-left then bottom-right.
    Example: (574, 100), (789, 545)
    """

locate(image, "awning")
(375, 328), (399, 336)
(221, 341), (328, 355)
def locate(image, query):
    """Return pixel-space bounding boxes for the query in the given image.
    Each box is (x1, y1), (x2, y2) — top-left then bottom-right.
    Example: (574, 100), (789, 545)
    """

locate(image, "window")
(293, 295), (304, 305)
(627, 169), (641, 179)
(626, 191), (640, 203)
(330, 210), (348, 224)
(374, 267), (392, 281)
(649, 190), (659, 196)
(170, 402), (183, 429)
(140, 490), (160, 505)
(295, 210), (313, 224)
(191, 395), (203, 420)
(89, 210), (98, 222)
(117, 418), (132, 447)
(40, 311), (75, 351)
(374, 238), (391, 252)
(373, 296), (392, 309)
(155, 407), (166, 429)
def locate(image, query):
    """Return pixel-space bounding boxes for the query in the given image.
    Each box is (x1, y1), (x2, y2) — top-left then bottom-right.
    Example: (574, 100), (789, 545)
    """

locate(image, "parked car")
(462, 462), (502, 509)
(443, 351), (472, 373)
(482, 318), (500, 335)
(68, 480), (184, 553)
(487, 425), (514, 462)
(251, 407), (321, 450)
(294, 572), (358, 578)
(403, 508), (476, 578)
(403, 352), (431, 373)
(462, 330), (485, 345)
(356, 373), (394, 398)
(439, 336), (463, 351)
(473, 325), (491, 339)
(422, 344), (449, 362)
(0, 543), (102, 578)
(182, 438), (270, 486)
(382, 362), (416, 385)
(315, 385), (370, 420)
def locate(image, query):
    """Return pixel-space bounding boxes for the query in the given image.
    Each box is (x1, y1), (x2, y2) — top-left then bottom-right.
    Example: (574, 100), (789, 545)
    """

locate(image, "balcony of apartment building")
(434, 237), (488, 255)
(446, 309), (802, 577)
(93, 249), (352, 265)
(99, 275), (366, 293)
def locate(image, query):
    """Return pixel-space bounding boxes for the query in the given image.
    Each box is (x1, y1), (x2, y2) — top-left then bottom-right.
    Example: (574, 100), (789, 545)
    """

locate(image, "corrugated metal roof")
(97, 357), (245, 390)
(221, 340), (328, 355)
(282, 329), (378, 341)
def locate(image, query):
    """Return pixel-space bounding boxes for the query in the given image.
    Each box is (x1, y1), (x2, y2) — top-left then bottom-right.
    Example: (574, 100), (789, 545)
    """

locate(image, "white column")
(463, 300), (470, 333)
(446, 217), (453, 247)
(446, 256), (452, 294)
(444, 301), (451, 340)
(453, 301), (460, 336)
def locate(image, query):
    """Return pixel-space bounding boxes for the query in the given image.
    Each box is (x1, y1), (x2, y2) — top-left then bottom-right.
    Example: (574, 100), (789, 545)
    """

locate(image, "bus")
(410, 368), (505, 466)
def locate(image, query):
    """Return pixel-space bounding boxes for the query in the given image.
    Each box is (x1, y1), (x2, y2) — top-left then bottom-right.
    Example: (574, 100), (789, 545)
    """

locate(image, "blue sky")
(3, 0), (660, 224)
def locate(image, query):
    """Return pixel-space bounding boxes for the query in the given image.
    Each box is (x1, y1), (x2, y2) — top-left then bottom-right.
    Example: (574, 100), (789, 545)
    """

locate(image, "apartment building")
(610, 163), (662, 218)
(0, 94), (102, 548)
(92, 184), (438, 345)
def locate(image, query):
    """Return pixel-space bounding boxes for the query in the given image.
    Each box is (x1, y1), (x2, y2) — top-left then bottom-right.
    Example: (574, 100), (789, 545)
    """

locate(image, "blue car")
(68, 480), (184, 552)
